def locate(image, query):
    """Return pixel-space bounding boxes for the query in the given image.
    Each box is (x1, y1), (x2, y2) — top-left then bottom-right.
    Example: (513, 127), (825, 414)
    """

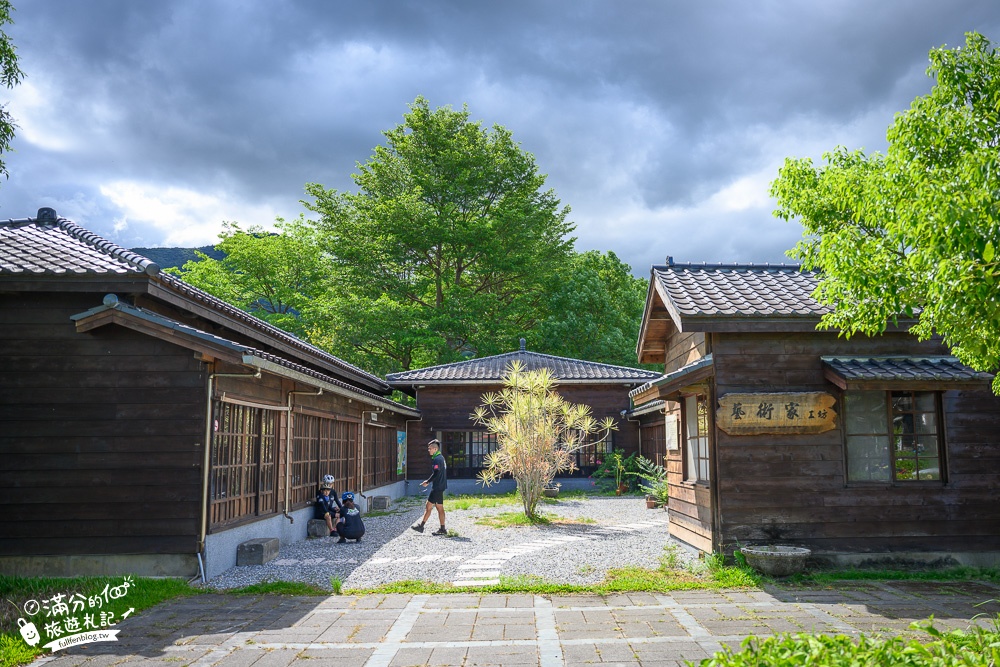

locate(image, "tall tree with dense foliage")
(0, 0), (23, 183)
(169, 219), (330, 339)
(304, 97), (575, 372)
(534, 250), (650, 367)
(772, 32), (1000, 393)
(473, 362), (616, 518)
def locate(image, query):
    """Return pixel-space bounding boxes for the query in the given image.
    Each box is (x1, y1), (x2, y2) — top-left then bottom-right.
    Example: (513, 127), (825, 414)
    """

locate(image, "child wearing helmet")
(314, 475), (343, 537)
(335, 492), (365, 543)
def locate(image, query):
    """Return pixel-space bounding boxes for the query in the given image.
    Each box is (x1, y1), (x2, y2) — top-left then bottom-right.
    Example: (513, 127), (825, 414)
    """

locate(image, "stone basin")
(741, 545), (811, 577)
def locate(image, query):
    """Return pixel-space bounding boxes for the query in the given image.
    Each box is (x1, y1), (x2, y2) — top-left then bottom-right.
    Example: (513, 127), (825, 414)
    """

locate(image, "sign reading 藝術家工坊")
(716, 392), (837, 435)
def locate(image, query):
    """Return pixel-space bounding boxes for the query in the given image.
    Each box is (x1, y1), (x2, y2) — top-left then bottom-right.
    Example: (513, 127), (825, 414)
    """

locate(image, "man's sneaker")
(337, 537), (347, 544)
(410, 523), (424, 533)
(355, 536), (362, 543)
(432, 527), (448, 536)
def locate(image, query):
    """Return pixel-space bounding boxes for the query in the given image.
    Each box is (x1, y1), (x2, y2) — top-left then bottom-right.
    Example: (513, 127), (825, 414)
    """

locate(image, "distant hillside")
(131, 246), (226, 270)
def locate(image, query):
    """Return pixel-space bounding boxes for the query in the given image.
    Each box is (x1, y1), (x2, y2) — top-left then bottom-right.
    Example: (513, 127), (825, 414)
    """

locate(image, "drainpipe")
(285, 387), (323, 524)
(199, 368), (261, 583)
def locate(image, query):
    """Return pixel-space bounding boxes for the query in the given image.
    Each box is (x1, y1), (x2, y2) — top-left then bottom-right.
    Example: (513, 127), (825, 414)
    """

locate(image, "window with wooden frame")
(291, 412), (358, 505)
(209, 401), (279, 528)
(683, 394), (710, 483)
(363, 424), (397, 490)
(640, 422), (667, 467)
(440, 430), (498, 479)
(844, 390), (944, 483)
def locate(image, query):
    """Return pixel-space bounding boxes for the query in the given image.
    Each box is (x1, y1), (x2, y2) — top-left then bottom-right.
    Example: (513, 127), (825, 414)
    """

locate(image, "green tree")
(534, 250), (650, 367)
(771, 32), (1000, 393)
(473, 362), (616, 518)
(0, 0), (24, 181)
(304, 97), (575, 372)
(168, 219), (330, 339)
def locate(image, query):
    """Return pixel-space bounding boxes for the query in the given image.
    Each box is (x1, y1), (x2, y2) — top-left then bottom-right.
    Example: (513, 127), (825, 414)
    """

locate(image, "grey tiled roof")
(0, 214), (388, 390)
(71, 298), (418, 415)
(387, 349), (661, 384)
(0, 218), (159, 275)
(628, 354), (714, 398)
(822, 356), (995, 383)
(652, 263), (830, 317)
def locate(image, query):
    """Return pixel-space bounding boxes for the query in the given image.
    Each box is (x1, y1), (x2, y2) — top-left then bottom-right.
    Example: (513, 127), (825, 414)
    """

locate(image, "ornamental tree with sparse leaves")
(772, 32), (1000, 393)
(473, 362), (616, 518)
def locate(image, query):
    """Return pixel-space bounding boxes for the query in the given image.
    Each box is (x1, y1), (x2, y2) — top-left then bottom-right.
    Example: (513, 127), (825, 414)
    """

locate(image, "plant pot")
(741, 545), (811, 577)
(645, 497), (658, 509)
(616, 483), (629, 496)
(542, 487), (559, 498)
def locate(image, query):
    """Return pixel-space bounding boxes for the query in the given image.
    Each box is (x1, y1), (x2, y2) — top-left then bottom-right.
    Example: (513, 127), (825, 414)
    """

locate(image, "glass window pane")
(845, 391), (888, 434)
(846, 435), (890, 481)
(915, 412), (937, 434)
(685, 396), (698, 482)
(914, 392), (936, 412)
(891, 392), (913, 411)
(916, 459), (941, 480)
(893, 413), (915, 435)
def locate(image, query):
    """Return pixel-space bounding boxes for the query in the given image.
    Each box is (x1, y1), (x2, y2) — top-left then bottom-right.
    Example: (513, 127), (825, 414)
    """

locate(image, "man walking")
(412, 439), (448, 535)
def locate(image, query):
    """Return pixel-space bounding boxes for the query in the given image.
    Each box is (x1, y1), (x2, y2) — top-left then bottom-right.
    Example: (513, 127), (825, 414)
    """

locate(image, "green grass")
(786, 566), (1000, 585)
(444, 492), (522, 511)
(0, 575), (200, 667)
(473, 511), (596, 528)
(227, 581), (329, 596)
(443, 489), (633, 512)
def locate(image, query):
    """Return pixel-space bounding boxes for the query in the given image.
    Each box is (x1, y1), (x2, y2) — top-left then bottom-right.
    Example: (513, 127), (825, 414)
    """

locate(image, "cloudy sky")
(2, 1), (998, 273)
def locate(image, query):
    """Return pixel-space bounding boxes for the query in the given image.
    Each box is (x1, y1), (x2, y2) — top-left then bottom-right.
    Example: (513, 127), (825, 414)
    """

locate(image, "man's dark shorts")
(428, 489), (445, 505)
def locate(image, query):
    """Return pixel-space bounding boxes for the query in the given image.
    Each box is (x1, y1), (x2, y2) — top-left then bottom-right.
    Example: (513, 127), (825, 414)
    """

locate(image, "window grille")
(209, 401), (278, 528)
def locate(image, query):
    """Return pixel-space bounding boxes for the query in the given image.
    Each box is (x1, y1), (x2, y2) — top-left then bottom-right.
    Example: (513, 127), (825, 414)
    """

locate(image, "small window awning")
(629, 354), (714, 406)
(821, 356), (994, 391)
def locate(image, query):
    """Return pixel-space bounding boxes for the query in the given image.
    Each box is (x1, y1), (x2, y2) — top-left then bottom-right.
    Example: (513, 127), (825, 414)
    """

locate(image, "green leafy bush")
(695, 617), (1000, 666)
(591, 451), (644, 492)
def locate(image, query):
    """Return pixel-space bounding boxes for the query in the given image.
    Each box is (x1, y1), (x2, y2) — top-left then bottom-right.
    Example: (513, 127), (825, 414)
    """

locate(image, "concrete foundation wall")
(0, 554), (198, 578)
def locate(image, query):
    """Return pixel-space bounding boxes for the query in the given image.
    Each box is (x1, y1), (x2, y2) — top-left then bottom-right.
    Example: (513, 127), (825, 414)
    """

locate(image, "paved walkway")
(32, 580), (1000, 666)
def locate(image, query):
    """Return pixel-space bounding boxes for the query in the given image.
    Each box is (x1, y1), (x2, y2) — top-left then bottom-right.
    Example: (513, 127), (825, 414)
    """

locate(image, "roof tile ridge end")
(57, 219), (161, 276)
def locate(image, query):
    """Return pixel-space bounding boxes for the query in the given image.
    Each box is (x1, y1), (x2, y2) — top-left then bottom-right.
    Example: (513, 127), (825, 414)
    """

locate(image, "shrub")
(695, 617), (1000, 666)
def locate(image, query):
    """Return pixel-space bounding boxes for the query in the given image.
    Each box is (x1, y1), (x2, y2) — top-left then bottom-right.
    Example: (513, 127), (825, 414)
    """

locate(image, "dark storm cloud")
(2, 0), (998, 266)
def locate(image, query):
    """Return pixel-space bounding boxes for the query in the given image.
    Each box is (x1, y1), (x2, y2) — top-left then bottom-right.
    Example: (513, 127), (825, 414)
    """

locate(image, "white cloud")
(99, 181), (282, 246)
(7, 79), (79, 152)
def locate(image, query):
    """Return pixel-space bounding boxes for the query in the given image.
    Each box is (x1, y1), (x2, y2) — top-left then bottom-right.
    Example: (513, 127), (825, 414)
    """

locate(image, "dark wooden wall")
(408, 383), (641, 481)
(0, 291), (207, 557)
(711, 331), (1000, 554)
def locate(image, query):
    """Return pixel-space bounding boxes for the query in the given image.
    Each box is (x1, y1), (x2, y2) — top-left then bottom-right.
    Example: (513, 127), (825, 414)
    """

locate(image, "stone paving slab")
(27, 581), (1000, 667)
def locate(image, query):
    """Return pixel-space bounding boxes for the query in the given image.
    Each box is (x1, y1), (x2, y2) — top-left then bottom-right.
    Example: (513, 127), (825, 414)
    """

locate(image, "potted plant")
(542, 482), (560, 498)
(632, 456), (669, 509)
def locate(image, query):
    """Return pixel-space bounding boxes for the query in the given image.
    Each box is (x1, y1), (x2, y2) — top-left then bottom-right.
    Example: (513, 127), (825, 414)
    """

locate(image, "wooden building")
(631, 260), (1000, 565)
(0, 209), (418, 579)
(387, 340), (661, 489)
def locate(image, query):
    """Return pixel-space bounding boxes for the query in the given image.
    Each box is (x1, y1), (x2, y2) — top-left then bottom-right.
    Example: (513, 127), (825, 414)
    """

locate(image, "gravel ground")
(205, 495), (699, 592)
